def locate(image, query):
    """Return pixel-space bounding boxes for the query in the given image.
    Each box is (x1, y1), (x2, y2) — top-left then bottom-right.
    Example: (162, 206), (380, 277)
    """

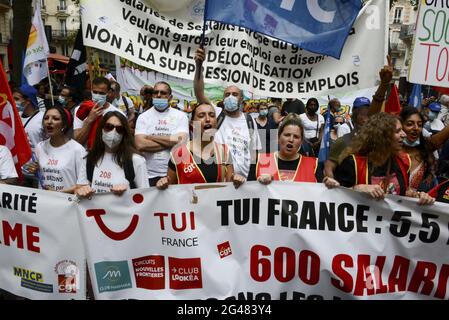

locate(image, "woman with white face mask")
(76, 111), (149, 198)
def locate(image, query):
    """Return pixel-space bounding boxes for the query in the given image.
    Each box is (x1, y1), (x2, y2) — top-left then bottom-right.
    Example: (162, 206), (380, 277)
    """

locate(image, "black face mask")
(307, 106), (318, 114)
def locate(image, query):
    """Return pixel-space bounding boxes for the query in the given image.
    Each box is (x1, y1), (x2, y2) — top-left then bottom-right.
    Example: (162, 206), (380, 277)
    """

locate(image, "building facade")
(39, 0), (80, 56)
(389, 0), (417, 81)
(0, 0), (11, 70)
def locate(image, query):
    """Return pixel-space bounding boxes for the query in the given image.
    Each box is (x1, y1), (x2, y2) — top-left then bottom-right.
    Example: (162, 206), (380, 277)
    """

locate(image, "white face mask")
(102, 129), (123, 149)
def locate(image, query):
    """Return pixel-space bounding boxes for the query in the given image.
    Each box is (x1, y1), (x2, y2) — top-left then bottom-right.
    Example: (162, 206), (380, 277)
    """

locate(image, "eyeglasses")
(103, 123), (125, 134)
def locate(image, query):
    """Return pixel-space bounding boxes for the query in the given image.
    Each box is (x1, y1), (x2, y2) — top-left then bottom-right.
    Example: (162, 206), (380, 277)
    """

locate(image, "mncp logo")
(94, 261), (132, 293)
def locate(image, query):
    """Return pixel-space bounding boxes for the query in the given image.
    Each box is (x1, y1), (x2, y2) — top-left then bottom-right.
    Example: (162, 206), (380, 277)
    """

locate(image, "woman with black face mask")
(299, 98), (324, 156)
(75, 111), (149, 198)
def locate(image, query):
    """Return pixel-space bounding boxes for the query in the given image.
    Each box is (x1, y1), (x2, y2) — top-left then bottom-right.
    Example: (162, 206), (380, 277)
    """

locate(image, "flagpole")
(45, 58), (54, 106)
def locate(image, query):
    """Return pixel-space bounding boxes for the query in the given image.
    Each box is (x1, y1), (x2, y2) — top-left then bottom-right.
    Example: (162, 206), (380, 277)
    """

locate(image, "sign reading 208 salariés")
(77, 182), (449, 300)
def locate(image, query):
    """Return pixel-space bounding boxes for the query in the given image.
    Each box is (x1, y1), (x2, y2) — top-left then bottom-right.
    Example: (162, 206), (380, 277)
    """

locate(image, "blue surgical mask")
(153, 98), (169, 112)
(58, 96), (67, 106)
(112, 98), (120, 108)
(224, 95), (239, 112)
(15, 102), (25, 113)
(259, 110), (268, 117)
(403, 138), (420, 147)
(92, 93), (107, 106)
(428, 111), (438, 121)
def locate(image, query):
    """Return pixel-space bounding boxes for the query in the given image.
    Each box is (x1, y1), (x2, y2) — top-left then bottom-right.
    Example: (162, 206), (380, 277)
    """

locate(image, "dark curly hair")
(399, 106), (436, 182)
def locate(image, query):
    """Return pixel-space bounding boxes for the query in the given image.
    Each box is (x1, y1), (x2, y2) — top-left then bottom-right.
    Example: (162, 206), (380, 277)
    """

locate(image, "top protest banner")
(80, 0), (387, 98)
(409, 1), (449, 87)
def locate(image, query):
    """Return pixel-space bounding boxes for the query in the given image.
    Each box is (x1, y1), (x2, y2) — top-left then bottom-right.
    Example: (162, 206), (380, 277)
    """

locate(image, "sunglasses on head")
(103, 122), (125, 134)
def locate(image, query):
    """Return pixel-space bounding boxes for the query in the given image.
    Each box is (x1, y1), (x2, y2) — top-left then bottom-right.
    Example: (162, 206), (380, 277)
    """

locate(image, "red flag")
(0, 62), (32, 180)
(385, 83), (401, 114)
(433, 86), (449, 95)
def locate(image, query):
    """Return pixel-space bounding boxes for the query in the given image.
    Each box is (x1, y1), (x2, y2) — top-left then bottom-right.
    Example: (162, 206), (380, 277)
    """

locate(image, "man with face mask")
(135, 81), (189, 186)
(194, 47), (261, 180)
(74, 77), (125, 148)
(18, 84), (45, 155)
(57, 86), (78, 119)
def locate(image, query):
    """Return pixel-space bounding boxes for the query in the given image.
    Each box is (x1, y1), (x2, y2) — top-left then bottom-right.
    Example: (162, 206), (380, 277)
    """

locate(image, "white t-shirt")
(35, 139), (86, 191)
(135, 107), (189, 178)
(337, 119), (353, 138)
(299, 113), (325, 140)
(114, 96), (135, 117)
(214, 113), (261, 177)
(428, 119), (445, 132)
(73, 103), (126, 130)
(77, 153), (149, 193)
(22, 111), (45, 155)
(0, 145), (18, 179)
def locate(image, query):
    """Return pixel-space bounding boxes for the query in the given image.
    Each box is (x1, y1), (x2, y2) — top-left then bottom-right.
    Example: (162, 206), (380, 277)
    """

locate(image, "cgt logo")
(94, 261), (132, 293)
(217, 241), (232, 259)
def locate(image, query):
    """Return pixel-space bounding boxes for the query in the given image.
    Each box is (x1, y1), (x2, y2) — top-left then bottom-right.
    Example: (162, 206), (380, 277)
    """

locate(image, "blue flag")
(204, 0), (362, 59)
(409, 84), (422, 108)
(318, 105), (331, 164)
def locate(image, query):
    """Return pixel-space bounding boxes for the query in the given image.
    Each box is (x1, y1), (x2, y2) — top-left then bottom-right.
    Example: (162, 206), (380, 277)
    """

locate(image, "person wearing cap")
(424, 102), (444, 135)
(18, 84), (46, 155)
(324, 96), (371, 178)
(337, 96), (371, 138)
(26, 105), (86, 193)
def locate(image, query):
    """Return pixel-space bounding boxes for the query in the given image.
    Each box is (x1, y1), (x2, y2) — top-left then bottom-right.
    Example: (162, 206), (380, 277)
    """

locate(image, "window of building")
(394, 7), (403, 24)
(60, 19), (67, 37)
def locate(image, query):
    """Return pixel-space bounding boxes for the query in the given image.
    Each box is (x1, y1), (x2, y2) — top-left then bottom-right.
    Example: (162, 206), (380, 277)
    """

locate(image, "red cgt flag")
(385, 83), (401, 114)
(0, 62), (32, 179)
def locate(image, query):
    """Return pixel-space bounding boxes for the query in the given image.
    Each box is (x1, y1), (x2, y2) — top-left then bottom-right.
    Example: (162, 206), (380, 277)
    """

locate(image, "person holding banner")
(75, 111), (149, 197)
(399, 106), (449, 193)
(26, 106), (86, 193)
(256, 113), (332, 185)
(156, 103), (245, 189)
(335, 112), (434, 204)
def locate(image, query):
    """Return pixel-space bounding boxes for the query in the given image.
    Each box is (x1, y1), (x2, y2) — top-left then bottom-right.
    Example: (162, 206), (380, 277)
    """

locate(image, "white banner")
(409, 1), (449, 87)
(0, 185), (86, 300)
(116, 55), (377, 113)
(81, 0), (387, 98)
(77, 182), (449, 300)
(23, 2), (49, 86)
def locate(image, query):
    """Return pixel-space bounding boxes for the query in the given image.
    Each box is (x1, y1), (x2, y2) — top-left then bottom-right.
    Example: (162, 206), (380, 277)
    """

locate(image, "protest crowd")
(2, 0), (449, 301)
